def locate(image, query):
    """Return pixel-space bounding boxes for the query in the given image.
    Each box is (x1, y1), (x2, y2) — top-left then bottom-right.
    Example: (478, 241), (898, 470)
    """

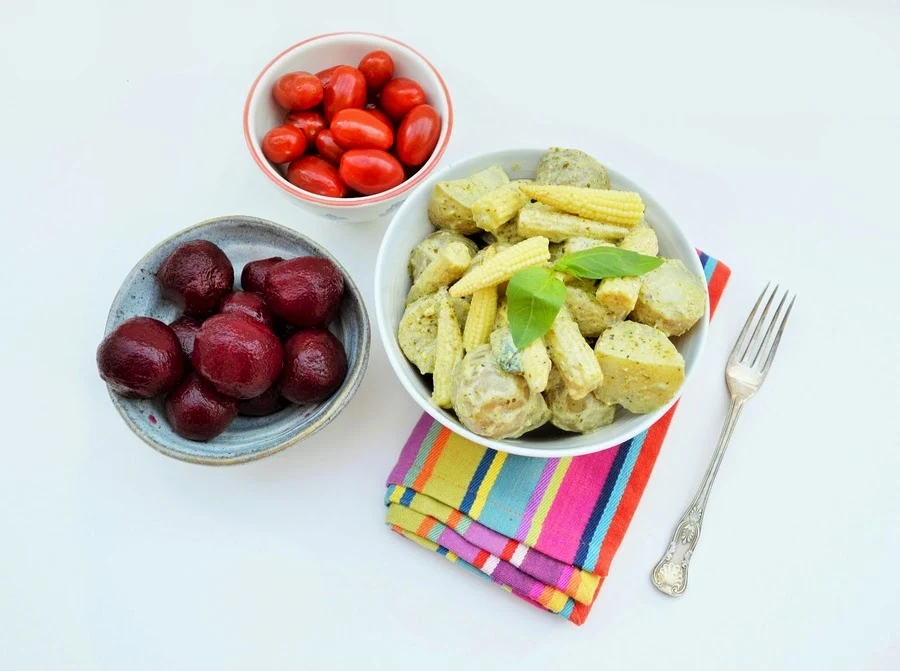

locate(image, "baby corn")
(406, 241), (472, 306)
(519, 184), (645, 228)
(432, 289), (464, 408)
(545, 306), (604, 400)
(517, 202), (630, 242)
(462, 248), (498, 352)
(472, 180), (532, 232)
(449, 236), (550, 298)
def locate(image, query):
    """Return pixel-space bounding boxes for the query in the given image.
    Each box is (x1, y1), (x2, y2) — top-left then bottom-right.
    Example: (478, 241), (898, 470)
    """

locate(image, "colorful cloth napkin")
(385, 252), (730, 625)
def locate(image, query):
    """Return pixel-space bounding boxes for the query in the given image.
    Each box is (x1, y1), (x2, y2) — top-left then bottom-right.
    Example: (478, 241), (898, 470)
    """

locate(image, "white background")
(2, 1), (898, 669)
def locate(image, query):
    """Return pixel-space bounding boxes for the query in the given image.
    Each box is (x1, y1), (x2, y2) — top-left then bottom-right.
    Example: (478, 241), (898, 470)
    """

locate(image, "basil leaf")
(507, 267), (567, 350)
(553, 246), (663, 279)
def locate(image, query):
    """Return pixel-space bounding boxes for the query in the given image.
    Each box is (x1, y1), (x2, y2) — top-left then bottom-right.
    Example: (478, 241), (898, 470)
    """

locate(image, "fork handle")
(652, 396), (745, 596)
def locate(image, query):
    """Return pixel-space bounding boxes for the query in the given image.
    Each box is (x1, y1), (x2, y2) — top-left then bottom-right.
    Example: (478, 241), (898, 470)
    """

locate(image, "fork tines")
(731, 283), (796, 373)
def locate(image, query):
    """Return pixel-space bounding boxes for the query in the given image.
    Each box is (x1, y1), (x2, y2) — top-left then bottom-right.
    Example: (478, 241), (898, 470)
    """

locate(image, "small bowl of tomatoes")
(244, 32), (453, 222)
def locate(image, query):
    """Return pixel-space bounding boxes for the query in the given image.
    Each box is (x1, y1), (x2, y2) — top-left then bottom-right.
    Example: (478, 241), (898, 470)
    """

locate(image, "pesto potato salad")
(397, 147), (707, 440)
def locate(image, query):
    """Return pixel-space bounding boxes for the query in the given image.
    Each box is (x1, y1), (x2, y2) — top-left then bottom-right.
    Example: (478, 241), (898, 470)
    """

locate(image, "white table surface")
(3, 2), (899, 669)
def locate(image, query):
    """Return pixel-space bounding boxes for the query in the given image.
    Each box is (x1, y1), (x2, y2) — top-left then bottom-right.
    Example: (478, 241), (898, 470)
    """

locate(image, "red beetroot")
(169, 316), (203, 362)
(157, 240), (234, 317)
(237, 385), (288, 417)
(166, 372), (238, 441)
(192, 313), (283, 399)
(264, 257), (344, 328)
(241, 257), (284, 294)
(280, 329), (348, 404)
(219, 291), (273, 328)
(97, 317), (185, 398)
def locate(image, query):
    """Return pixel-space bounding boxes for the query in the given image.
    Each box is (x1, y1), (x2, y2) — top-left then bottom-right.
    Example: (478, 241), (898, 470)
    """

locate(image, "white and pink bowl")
(244, 32), (453, 223)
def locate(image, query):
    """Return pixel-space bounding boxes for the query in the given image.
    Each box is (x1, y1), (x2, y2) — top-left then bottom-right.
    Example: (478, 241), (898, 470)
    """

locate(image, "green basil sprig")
(507, 246), (662, 349)
(552, 246), (663, 280)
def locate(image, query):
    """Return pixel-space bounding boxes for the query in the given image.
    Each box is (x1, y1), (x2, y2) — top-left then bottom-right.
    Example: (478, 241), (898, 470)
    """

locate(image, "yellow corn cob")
(595, 276), (640, 316)
(449, 236), (550, 298)
(519, 184), (645, 227)
(517, 202), (630, 242)
(520, 337), (552, 393)
(471, 180), (532, 232)
(406, 241), (472, 306)
(544, 305), (604, 400)
(462, 248), (499, 352)
(432, 289), (464, 408)
(618, 226), (658, 256)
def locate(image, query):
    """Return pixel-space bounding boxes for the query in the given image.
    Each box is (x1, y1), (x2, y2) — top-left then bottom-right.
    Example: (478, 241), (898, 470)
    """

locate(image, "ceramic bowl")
(243, 32), (453, 223)
(374, 148), (709, 458)
(103, 215), (370, 465)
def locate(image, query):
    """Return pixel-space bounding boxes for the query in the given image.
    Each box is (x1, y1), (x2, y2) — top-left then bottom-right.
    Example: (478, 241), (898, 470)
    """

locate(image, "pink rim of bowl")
(243, 32), (454, 208)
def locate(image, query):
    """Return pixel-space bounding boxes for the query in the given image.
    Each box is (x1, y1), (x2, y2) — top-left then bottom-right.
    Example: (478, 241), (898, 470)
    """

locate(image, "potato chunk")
(428, 165), (510, 235)
(593, 321), (685, 413)
(544, 368), (616, 434)
(631, 259), (707, 336)
(565, 284), (621, 337)
(408, 230), (478, 281)
(535, 147), (611, 190)
(398, 294), (440, 374)
(451, 345), (550, 439)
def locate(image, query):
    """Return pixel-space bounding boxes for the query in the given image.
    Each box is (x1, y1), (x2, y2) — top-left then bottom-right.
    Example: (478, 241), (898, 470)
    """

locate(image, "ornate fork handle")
(652, 397), (744, 596)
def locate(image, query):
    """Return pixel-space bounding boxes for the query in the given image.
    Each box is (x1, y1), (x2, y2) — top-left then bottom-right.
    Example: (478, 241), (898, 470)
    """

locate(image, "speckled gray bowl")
(103, 215), (370, 465)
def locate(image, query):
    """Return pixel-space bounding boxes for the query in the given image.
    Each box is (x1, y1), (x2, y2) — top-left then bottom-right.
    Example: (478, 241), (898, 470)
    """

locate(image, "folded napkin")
(385, 251), (730, 625)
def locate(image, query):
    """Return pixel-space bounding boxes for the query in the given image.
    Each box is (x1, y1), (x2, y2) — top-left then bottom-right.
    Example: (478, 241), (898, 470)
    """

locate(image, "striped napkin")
(385, 252), (730, 625)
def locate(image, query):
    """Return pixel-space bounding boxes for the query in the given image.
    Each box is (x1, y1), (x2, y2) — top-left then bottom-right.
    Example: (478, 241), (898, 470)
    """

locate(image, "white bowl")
(375, 148), (710, 458)
(244, 32), (453, 223)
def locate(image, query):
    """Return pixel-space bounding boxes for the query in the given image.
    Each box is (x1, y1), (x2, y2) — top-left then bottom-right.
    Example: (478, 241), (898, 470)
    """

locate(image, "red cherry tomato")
(284, 110), (326, 141)
(261, 125), (307, 164)
(287, 155), (346, 198)
(358, 50), (394, 91)
(330, 109), (394, 151)
(315, 130), (346, 165)
(379, 78), (427, 121)
(395, 104), (441, 167)
(315, 65), (342, 88)
(323, 66), (367, 122)
(339, 149), (405, 195)
(364, 106), (394, 131)
(273, 72), (324, 111)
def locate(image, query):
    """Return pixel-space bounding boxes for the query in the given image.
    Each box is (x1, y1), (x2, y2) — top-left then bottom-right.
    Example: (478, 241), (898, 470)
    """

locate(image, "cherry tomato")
(358, 50), (394, 91)
(261, 125), (306, 164)
(330, 109), (394, 151)
(379, 78), (427, 121)
(323, 66), (367, 122)
(395, 104), (441, 167)
(364, 106), (394, 131)
(315, 65), (342, 88)
(315, 130), (346, 165)
(339, 149), (405, 195)
(284, 110), (326, 141)
(272, 72), (324, 111)
(287, 155), (346, 198)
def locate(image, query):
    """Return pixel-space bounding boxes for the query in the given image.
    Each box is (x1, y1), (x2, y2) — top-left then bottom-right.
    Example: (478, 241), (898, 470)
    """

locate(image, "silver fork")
(652, 283), (796, 597)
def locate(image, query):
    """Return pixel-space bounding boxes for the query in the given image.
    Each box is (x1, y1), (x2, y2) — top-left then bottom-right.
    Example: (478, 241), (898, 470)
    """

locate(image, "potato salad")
(397, 147), (707, 440)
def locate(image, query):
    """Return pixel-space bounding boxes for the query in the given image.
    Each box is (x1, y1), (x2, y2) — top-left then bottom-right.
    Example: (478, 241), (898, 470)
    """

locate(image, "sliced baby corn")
(462, 248), (499, 352)
(544, 305), (604, 400)
(517, 202), (630, 242)
(449, 236), (550, 298)
(472, 180), (532, 232)
(519, 184), (645, 228)
(432, 289), (464, 408)
(520, 337), (552, 393)
(406, 241), (472, 306)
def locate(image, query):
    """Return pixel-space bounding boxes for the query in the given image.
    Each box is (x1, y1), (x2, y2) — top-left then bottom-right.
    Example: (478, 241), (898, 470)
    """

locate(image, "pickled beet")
(97, 317), (184, 398)
(157, 240), (234, 317)
(280, 329), (347, 404)
(219, 291), (273, 328)
(264, 257), (344, 328)
(165, 372), (238, 441)
(241, 257), (284, 294)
